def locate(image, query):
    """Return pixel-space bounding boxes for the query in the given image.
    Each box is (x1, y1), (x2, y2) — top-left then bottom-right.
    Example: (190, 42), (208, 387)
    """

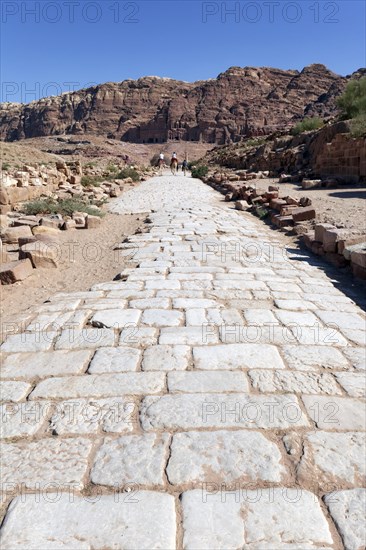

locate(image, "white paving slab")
(0, 492), (176, 549)
(1, 173), (365, 548)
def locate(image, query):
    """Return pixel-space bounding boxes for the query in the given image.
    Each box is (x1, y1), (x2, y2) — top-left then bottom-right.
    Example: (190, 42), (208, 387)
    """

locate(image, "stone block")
(269, 198), (287, 211)
(40, 217), (61, 229)
(291, 206), (316, 222)
(350, 245), (366, 268)
(352, 262), (366, 280)
(338, 235), (366, 254)
(272, 214), (294, 228)
(285, 195), (300, 205)
(0, 259), (33, 284)
(324, 251), (349, 268)
(61, 219), (77, 230)
(0, 186), (9, 205)
(0, 205), (11, 214)
(314, 223), (335, 243)
(0, 492), (176, 549)
(19, 241), (59, 268)
(235, 200), (250, 211)
(302, 179), (321, 189)
(280, 204), (298, 216)
(323, 228), (348, 252)
(2, 225), (33, 244)
(86, 214), (102, 228)
(32, 225), (60, 238)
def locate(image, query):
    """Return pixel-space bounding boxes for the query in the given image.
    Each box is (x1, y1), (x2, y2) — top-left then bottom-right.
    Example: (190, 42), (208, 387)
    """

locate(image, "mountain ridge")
(0, 64), (363, 144)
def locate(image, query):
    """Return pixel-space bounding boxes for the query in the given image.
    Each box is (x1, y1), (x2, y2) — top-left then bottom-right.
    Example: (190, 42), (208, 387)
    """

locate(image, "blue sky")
(1, 0), (365, 103)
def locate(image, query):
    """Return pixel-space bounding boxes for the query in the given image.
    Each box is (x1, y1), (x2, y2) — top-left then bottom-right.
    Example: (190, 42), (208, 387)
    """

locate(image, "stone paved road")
(1, 174), (365, 549)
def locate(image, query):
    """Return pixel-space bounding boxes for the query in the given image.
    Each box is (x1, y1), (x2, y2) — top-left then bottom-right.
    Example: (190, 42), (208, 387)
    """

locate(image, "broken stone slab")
(352, 262), (366, 280)
(40, 217), (62, 229)
(181, 489), (333, 549)
(235, 200), (250, 211)
(291, 206), (316, 222)
(18, 235), (37, 247)
(12, 218), (39, 228)
(322, 228), (349, 253)
(61, 219), (77, 230)
(338, 235), (366, 255)
(302, 178), (321, 189)
(298, 431), (366, 487)
(324, 489), (366, 550)
(272, 214), (294, 228)
(269, 198), (287, 211)
(167, 430), (286, 485)
(2, 225), (33, 244)
(0, 259), (33, 284)
(86, 214), (102, 228)
(19, 241), (59, 268)
(314, 223), (336, 243)
(279, 173), (292, 183)
(32, 225), (60, 238)
(350, 244), (366, 268)
(303, 395), (366, 430)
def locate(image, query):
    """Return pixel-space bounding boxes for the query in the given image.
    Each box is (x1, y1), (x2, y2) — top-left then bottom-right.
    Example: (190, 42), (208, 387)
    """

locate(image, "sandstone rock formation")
(1, 64), (363, 145)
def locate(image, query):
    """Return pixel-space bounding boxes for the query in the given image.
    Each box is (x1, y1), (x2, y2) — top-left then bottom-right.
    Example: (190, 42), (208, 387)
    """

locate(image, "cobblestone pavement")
(1, 174), (365, 549)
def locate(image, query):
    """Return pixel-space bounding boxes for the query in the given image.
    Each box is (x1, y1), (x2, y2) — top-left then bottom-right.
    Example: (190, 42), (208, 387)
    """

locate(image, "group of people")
(158, 152), (189, 174)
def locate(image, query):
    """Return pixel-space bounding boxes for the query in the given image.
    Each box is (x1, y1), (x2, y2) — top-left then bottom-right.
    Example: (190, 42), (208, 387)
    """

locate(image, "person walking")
(158, 152), (165, 175)
(182, 158), (188, 176)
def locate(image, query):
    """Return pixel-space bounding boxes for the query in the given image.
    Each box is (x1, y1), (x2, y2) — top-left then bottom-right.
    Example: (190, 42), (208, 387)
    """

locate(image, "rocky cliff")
(0, 64), (363, 144)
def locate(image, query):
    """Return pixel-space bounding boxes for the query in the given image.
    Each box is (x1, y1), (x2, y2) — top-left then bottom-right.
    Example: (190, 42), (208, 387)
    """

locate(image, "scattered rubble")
(202, 167), (366, 281)
(0, 159), (151, 284)
(203, 169), (316, 230)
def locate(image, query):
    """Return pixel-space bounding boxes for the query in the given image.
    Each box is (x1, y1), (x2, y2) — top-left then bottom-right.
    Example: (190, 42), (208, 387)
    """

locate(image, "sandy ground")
(254, 178), (366, 233)
(1, 135), (213, 170)
(1, 210), (143, 330)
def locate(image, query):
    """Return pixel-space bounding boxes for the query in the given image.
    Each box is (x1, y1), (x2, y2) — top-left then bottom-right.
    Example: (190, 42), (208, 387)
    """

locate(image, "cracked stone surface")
(91, 433), (170, 486)
(181, 489), (333, 549)
(248, 370), (341, 394)
(87, 346), (141, 373)
(1, 438), (92, 489)
(0, 380), (31, 402)
(0, 174), (365, 548)
(298, 431), (366, 487)
(142, 344), (190, 371)
(167, 430), (286, 484)
(324, 489), (366, 550)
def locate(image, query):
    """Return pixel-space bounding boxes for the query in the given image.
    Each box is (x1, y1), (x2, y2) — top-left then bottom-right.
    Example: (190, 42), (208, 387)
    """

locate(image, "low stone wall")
(314, 133), (366, 183)
(206, 122), (366, 183)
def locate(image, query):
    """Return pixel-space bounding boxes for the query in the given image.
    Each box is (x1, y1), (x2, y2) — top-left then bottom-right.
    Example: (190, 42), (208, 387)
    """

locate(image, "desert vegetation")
(338, 76), (366, 137)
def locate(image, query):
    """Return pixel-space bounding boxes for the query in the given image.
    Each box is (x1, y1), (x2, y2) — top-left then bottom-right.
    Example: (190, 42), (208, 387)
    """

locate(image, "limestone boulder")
(2, 225), (33, 244)
(0, 259), (33, 284)
(19, 241), (59, 268)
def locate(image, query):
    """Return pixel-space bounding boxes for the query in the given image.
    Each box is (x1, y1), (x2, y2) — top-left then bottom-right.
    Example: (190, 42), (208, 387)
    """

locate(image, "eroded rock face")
(0, 64), (359, 144)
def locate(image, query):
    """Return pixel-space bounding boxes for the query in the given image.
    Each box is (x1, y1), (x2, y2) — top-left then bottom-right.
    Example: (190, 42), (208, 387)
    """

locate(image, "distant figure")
(158, 152), (165, 175)
(182, 158), (188, 176)
(170, 152), (178, 175)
